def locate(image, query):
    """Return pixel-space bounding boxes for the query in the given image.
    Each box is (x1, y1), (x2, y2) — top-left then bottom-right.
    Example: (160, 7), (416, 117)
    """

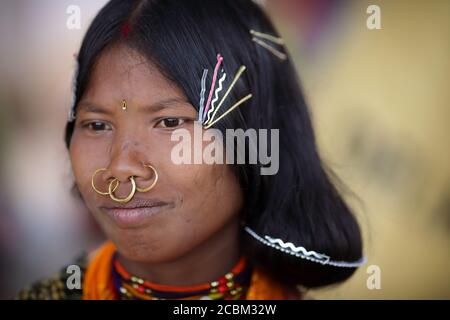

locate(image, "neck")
(117, 216), (242, 286)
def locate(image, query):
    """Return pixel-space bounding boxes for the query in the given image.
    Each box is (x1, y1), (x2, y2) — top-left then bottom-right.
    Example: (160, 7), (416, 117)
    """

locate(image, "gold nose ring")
(91, 168), (119, 196)
(108, 176), (136, 204)
(136, 164), (158, 193)
(91, 164), (159, 204)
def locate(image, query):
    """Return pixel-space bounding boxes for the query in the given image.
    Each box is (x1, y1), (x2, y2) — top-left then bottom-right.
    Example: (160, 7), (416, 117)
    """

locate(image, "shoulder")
(16, 253), (88, 300)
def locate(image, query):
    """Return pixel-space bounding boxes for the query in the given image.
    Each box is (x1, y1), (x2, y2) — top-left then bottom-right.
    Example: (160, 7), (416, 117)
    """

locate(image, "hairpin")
(67, 107), (76, 123)
(250, 29), (287, 61)
(197, 69), (209, 123)
(202, 54), (224, 118)
(198, 54), (252, 129)
(204, 70), (227, 124)
(244, 226), (367, 268)
(67, 57), (79, 123)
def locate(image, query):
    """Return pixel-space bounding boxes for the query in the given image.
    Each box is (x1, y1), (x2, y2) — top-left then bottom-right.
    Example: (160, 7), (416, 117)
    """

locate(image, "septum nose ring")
(91, 164), (159, 204)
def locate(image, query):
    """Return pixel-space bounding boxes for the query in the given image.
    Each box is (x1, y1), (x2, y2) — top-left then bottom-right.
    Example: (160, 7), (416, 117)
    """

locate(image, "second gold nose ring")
(91, 164), (159, 203)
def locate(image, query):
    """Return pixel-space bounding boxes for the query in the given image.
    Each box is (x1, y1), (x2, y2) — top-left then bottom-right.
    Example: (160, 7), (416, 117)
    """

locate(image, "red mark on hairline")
(122, 22), (131, 38)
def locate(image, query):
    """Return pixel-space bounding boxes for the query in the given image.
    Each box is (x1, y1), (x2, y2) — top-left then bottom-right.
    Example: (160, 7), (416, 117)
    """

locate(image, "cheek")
(159, 130), (242, 227)
(69, 136), (108, 197)
(166, 160), (242, 227)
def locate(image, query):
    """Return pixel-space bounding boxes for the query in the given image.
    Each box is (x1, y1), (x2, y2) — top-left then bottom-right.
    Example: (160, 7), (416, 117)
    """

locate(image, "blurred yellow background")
(0, 0), (448, 299)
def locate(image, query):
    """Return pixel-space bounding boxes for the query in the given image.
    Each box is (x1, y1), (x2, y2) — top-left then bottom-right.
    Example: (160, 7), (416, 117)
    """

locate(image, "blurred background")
(0, 0), (448, 299)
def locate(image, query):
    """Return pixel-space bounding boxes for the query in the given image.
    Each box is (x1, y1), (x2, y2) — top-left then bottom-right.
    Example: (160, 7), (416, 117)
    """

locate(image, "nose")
(102, 141), (156, 198)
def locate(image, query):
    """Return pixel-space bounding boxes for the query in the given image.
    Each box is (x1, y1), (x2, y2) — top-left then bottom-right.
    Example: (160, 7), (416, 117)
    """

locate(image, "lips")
(103, 198), (168, 210)
(101, 198), (171, 227)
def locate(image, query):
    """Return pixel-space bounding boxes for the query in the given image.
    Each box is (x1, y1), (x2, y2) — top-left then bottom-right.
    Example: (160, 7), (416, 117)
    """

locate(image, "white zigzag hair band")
(244, 226), (367, 268)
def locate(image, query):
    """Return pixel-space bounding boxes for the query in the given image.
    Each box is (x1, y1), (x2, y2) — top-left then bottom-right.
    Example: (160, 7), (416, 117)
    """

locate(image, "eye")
(82, 121), (112, 132)
(156, 118), (186, 128)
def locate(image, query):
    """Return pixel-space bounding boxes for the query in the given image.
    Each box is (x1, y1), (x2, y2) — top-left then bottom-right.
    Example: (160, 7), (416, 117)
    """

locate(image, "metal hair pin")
(250, 29), (287, 61)
(67, 57), (79, 123)
(198, 54), (252, 129)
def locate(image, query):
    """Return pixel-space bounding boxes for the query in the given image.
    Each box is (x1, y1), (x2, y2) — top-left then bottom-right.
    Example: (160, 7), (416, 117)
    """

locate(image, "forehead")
(83, 44), (182, 103)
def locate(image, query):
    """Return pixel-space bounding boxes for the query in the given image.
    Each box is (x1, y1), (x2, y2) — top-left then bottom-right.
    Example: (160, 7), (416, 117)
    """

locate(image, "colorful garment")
(17, 241), (302, 300)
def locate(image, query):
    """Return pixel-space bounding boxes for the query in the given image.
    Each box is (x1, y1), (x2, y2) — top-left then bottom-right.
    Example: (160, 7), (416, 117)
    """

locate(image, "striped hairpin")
(67, 55), (79, 123)
(198, 54), (252, 129)
(250, 29), (287, 61)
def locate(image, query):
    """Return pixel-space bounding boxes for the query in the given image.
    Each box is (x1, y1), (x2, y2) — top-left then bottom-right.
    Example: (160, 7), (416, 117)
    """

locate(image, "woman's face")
(69, 45), (243, 263)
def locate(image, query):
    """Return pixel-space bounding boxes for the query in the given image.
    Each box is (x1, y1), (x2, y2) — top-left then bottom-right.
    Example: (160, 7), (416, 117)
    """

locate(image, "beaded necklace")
(111, 254), (253, 300)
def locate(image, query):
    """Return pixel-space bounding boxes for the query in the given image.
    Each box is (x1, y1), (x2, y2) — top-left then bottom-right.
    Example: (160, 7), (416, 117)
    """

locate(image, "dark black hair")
(65, 0), (364, 289)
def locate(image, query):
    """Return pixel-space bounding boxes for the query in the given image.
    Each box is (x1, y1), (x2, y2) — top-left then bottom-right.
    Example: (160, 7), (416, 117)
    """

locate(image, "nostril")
(110, 180), (132, 197)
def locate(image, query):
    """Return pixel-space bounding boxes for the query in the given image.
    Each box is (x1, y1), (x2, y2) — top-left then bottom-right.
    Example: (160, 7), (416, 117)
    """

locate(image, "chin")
(111, 231), (181, 264)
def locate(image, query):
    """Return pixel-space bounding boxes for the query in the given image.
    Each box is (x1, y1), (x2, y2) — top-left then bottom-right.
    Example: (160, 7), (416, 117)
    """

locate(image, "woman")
(18, 0), (365, 300)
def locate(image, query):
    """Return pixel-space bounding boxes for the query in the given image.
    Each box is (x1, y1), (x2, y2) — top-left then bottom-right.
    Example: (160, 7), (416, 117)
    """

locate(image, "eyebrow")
(77, 98), (190, 114)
